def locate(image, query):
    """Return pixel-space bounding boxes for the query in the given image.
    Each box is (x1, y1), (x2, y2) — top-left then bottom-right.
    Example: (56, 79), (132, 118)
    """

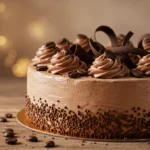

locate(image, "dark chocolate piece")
(70, 44), (94, 65)
(137, 34), (150, 49)
(130, 68), (144, 78)
(5, 138), (17, 145)
(27, 135), (38, 142)
(45, 141), (55, 148)
(94, 25), (118, 47)
(5, 113), (13, 118)
(123, 31), (134, 46)
(36, 66), (48, 71)
(0, 117), (7, 122)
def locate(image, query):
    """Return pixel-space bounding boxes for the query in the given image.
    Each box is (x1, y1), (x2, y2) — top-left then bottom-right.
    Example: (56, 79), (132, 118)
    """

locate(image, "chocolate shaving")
(109, 46), (149, 56)
(94, 25), (118, 47)
(89, 38), (105, 57)
(123, 31), (134, 46)
(70, 44), (94, 65)
(137, 34), (150, 49)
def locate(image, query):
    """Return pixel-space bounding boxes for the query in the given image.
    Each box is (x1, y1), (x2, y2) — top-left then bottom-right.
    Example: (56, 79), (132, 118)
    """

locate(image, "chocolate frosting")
(88, 53), (129, 79)
(56, 38), (72, 50)
(142, 37), (150, 52)
(47, 50), (88, 75)
(74, 34), (90, 52)
(32, 42), (58, 67)
(137, 54), (150, 75)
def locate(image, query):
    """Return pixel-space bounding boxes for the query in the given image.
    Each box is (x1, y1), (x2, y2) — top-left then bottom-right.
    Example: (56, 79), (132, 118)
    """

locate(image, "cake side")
(26, 65), (150, 138)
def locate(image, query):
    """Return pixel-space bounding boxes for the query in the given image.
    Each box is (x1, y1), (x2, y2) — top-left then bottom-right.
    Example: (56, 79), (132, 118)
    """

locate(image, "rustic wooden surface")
(0, 78), (150, 150)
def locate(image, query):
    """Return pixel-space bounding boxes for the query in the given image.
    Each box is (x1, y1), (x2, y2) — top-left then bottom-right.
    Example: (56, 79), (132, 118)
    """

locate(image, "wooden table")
(0, 78), (150, 150)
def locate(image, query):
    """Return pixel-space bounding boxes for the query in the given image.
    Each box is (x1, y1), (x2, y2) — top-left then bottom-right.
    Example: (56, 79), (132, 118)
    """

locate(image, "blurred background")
(0, 0), (150, 79)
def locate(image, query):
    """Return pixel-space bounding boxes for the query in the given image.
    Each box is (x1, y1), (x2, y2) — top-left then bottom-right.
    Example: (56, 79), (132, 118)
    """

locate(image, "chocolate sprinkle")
(25, 97), (150, 139)
(36, 66), (48, 71)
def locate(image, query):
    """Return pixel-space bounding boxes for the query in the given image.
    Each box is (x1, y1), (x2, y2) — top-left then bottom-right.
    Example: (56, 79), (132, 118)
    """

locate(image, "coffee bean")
(5, 113), (13, 118)
(68, 71), (80, 78)
(0, 117), (7, 122)
(5, 138), (17, 145)
(36, 66), (48, 71)
(45, 141), (55, 148)
(27, 135), (38, 142)
(4, 131), (14, 137)
(130, 69), (144, 78)
(3, 128), (13, 133)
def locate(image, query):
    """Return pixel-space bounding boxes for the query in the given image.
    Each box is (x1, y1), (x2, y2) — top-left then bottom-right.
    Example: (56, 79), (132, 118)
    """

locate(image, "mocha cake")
(25, 25), (150, 139)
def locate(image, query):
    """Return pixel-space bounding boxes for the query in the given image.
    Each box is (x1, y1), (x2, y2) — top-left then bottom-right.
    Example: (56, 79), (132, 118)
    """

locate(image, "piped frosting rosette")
(136, 54), (150, 76)
(32, 42), (58, 68)
(56, 38), (73, 50)
(88, 51), (129, 79)
(74, 34), (91, 52)
(47, 50), (88, 77)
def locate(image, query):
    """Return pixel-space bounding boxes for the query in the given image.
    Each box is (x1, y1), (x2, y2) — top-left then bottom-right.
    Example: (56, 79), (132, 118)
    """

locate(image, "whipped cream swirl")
(136, 54), (150, 75)
(88, 54), (129, 79)
(142, 37), (150, 52)
(32, 42), (58, 66)
(47, 50), (88, 75)
(74, 34), (90, 52)
(56, 38), (72, 50)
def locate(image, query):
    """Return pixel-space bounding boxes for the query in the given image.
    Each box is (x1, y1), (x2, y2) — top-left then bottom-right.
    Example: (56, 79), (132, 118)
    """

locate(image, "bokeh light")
(28, 21), (45, 40)
(0, 36), (7, 45)
(4, 50), (17, 67)
(12, 58), (30, 77)
(0, 3), (6, 12)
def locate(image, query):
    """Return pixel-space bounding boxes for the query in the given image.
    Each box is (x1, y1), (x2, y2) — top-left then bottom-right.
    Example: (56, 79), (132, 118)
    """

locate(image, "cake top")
(31, 25), (150, 79)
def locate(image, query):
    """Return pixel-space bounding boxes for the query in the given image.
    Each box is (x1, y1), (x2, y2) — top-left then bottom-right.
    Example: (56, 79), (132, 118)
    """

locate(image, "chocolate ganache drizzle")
(74, 34), (90, 52)
(88, 52), (129, 79)
(32, 42), (58, 67)
(136, 54), (150, 75)
(47, 49), (88, 75)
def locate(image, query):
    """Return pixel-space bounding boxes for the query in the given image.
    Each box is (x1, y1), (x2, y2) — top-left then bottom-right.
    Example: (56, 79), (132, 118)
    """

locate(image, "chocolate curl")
(119, 54), (135, 68)
(137, 34), (150, 49)
(70, 44), (94, 65)
(89, 38), (106, 57)
(94, 25), (118, 47)
(123, 31), (134, 46)
(109, 46), (149, 56)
